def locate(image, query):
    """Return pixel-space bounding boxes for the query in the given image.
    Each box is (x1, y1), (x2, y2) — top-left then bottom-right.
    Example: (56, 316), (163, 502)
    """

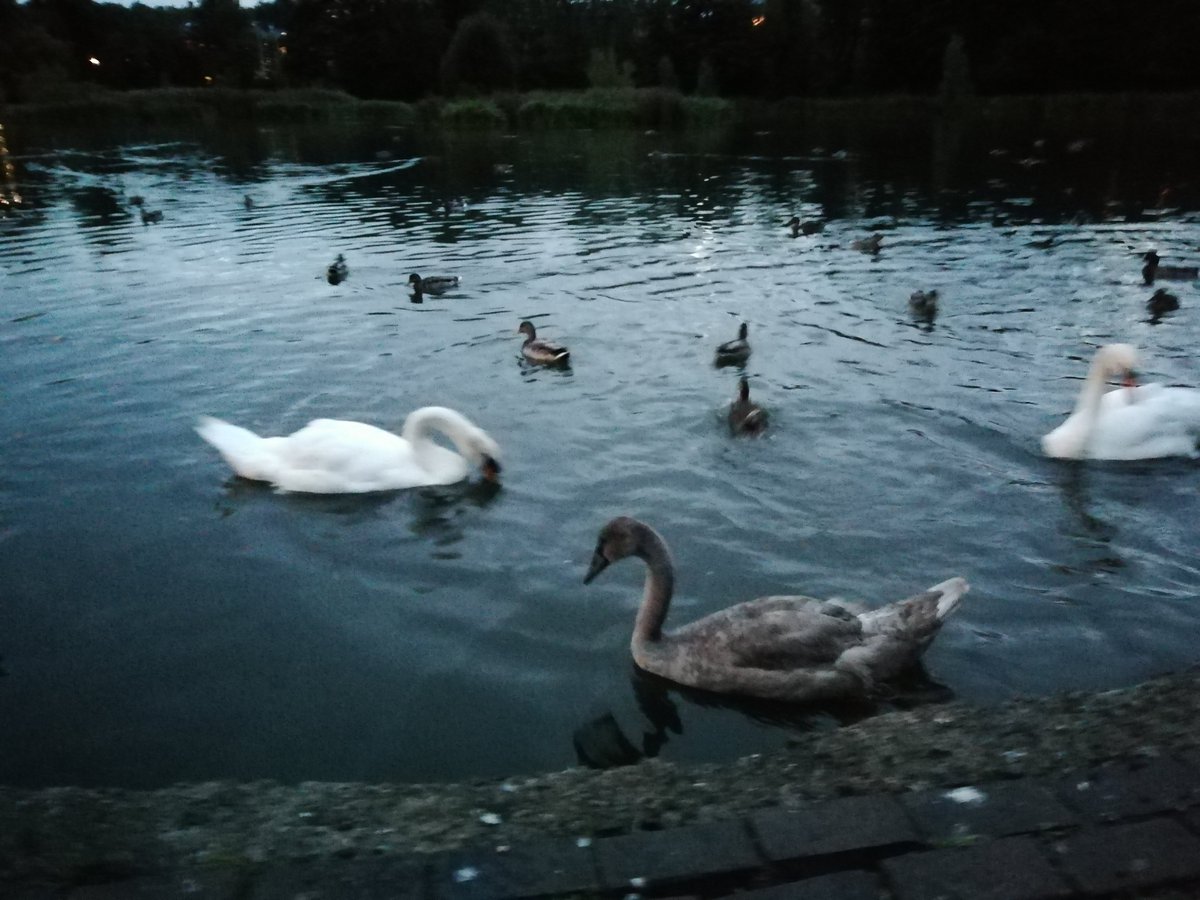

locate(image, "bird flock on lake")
(194, 194), (1200, 708)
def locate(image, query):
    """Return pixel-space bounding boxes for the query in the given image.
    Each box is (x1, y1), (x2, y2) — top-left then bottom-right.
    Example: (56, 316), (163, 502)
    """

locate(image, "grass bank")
(4, 86), (1199, 139)
(1, 85), (734, 131)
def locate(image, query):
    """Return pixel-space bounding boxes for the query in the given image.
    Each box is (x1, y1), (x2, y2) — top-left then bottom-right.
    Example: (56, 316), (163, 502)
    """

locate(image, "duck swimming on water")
(408, 273), (459, 302)
(715, 323), (751, 366)
(728, 377), (768, 436)
(786, 216), (824, 237)
(1147, 288), (1180, 322)
(327, 254), (348, 285)
(518, 320), (571, 366)
(1142, 251), (1199, 285)
(583, 517), (969, 703)
(851, 233), (883, 254)
(909, 289), (939, 321)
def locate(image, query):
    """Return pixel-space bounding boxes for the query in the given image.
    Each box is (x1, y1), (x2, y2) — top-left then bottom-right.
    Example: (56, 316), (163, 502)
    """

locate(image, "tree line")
(2, 0), (1198, 105)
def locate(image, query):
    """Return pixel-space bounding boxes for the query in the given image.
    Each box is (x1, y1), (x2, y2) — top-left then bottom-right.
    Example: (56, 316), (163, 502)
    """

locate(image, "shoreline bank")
(3, 666), (1198, 888)
(4, 87), (1199, 134)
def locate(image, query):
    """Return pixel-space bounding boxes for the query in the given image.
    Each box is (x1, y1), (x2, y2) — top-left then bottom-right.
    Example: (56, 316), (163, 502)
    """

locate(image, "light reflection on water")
(0, 118), (1198, 788)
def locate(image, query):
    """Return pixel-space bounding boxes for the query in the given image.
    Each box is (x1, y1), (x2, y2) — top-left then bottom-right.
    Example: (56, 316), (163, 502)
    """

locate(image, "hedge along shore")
(2, 667), (1199, 886)
(4, 87), (1200, 133)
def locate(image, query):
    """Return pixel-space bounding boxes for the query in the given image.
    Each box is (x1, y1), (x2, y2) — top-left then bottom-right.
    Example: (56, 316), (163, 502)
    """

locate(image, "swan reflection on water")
(1055, 462), (1115, 542)
(1051, 455), (1198, 577)
(572, 663), (954, 770)
(1051, 463), (1128, 578)
(212, 474), (501, 541)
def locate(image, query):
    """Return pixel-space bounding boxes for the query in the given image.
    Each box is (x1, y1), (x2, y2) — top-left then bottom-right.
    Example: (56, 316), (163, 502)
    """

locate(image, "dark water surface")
(1, 115), (1198, 788)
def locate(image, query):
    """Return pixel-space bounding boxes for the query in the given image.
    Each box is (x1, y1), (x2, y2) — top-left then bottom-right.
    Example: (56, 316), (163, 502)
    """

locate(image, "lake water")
(1, 113), (1198, 789)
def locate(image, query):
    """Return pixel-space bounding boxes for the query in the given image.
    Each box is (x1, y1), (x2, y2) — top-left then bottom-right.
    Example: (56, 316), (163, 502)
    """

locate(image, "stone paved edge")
(7, 670), (1200, 897)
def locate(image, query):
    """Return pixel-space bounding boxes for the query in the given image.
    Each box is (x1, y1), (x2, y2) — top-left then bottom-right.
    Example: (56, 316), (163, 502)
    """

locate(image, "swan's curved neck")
(1073, 352), (1115, 422)
(402, 407), (476, 452)
(632, 524), (675, 645)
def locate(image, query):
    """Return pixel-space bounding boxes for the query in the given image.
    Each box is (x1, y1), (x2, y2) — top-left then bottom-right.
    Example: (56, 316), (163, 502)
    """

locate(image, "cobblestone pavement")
(7, 751), (1200, 899)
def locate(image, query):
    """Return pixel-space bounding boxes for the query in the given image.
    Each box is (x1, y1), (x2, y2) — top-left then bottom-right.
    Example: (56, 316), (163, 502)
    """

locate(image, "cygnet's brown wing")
(670, 596), (864, 671)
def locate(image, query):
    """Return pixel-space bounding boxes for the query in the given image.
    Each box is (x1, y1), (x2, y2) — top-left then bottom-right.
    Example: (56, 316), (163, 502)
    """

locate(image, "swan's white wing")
(1089, 386), (1200, 459)
(267, 418), (430, 493)
(272, 419), (407, 468)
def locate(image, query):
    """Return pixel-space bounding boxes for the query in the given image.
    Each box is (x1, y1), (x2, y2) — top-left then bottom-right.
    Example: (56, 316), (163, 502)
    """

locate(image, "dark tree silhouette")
(440, 11), (517, 95)
(3, 0), (1200, 102)
(0, 0), (68, 101)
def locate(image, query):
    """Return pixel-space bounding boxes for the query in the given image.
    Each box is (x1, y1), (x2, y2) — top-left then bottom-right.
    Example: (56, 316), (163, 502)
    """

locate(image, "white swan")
(1042, 344), (1200, 460)
(196, 406), (501, 493)
(584, 517), (969, 703)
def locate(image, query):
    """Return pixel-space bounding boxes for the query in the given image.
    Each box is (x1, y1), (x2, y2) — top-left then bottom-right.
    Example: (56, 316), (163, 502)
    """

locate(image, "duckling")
(909, 289), (939, 321)
(851, 233), (883, 254)
(140, 208), (163, 225)
(518, 320), (570, 366)
(714, 322), (751, 367)
(786, 216), (824, 237)
(728, 377), (768, 436)
(327, 254), (349, 285)
(408, 273), (460, 302)
(1142, 250), (1199, 285)
(1147, 288), (1180, 322)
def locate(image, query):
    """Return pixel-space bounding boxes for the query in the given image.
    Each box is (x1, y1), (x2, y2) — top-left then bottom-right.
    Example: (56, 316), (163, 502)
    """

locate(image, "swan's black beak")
(481, 456), (502, 483)
(584, 549), (609, 584)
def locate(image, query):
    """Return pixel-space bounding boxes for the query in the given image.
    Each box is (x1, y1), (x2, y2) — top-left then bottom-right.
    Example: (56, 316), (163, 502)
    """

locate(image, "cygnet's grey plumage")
(584, 517), (969, 703)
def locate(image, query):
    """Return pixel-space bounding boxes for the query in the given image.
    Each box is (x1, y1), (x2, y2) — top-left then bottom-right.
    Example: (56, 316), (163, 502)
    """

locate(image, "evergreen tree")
(441, 11), (517, 94)
(656, 54), (679, 90)
(938, 33), (972, 108)
(586, 47), (634, 89)
(695, 56), (717, 95)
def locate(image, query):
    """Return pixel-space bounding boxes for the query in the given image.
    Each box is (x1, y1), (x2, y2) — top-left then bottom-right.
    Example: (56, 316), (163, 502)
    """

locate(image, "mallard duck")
(518, 320), (570, 366)
(909, 289), (939, 320)
(1147, 288), (1180, 322)
(1041, 344), (1200, 459)
(408, 273), (459, 301)
(728, 377), (768, 436)
(714, 323), (751, 366)
(851, 233), (883, 254)
(140, 208), (163, 225)
(786, 216), (824, 237)
(583, 517), (969, 703)
(1143, 251), (1199, 285)
(327, 254), (348, 285)
(196, 406), (501, 493)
